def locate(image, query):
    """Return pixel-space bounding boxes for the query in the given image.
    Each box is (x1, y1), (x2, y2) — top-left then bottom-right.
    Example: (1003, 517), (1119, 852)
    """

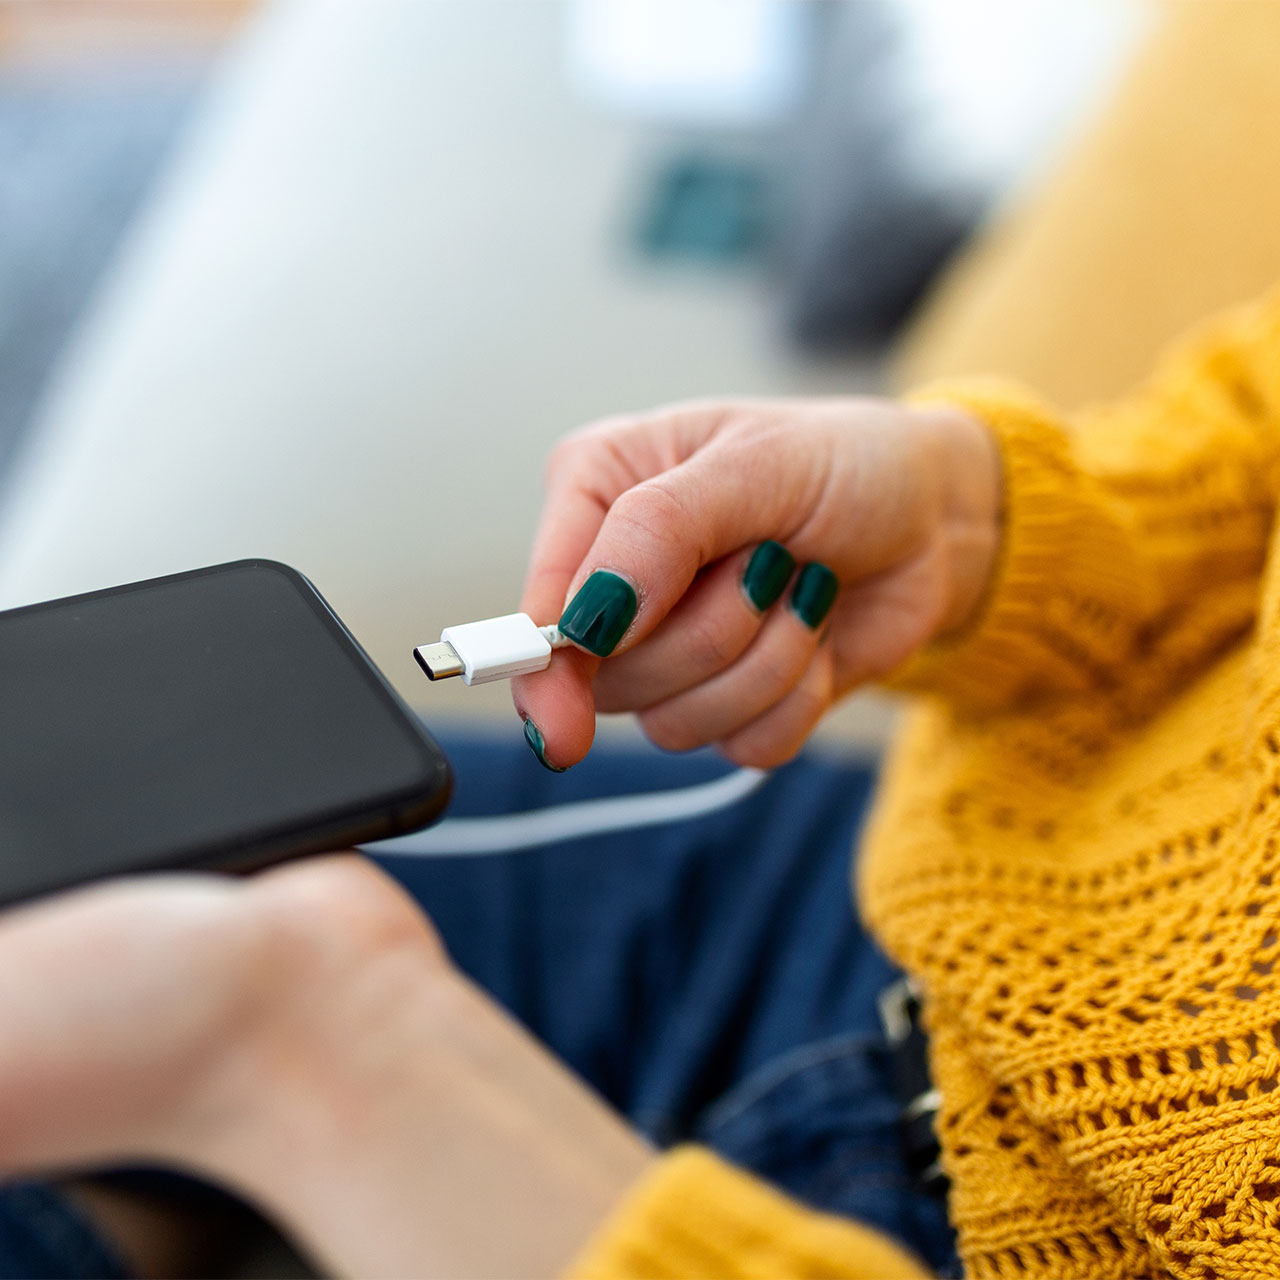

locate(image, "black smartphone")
(0, 559), (451, 908)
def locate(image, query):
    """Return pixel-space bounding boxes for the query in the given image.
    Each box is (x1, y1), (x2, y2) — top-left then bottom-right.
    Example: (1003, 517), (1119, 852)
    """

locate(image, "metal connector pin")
(413, 641), (465, 681)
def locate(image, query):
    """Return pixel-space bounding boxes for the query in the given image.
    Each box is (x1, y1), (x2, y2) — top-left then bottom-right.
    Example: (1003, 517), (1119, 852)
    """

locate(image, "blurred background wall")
(0, 0), (1151, 749)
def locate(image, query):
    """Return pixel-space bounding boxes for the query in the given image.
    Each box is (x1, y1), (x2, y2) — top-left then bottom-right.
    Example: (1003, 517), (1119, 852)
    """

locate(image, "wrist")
(137, 860), (461, 1250)
(908, 400), (1002, 636)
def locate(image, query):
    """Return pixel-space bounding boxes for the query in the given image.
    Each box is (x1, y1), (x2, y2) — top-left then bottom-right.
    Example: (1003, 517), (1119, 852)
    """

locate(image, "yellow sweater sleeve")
(894, 289), (1280, 713)
(563, 1147), (930, 1279)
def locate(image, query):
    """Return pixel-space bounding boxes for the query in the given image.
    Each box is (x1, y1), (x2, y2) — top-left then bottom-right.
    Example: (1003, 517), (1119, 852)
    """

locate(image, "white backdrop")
(0, 0), (1144, 746)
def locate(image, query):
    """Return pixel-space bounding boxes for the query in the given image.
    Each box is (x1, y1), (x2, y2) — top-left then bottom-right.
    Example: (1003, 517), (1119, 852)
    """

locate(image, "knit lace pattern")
(865, 304), (1280, 1280)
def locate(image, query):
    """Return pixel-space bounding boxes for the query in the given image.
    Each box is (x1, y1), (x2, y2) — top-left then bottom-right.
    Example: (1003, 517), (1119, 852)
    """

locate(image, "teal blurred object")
(635, 154), (769, 264)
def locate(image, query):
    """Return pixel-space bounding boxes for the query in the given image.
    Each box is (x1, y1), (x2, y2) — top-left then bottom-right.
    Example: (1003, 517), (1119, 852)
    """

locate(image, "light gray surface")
(0, 0), (898, 743)
(0, 66), (199, 489)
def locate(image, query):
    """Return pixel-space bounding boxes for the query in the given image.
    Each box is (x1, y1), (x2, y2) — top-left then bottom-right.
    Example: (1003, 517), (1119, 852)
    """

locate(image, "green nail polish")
(790, 562), (838, 629)
(558, 570), (638, 657)
(523, 718), (567, 773)
(741, 540), (795, 612)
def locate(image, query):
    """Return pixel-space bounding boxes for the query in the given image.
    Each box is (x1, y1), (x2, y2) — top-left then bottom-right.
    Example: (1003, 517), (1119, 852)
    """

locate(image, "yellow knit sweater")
(568, 291), (1280, 1280)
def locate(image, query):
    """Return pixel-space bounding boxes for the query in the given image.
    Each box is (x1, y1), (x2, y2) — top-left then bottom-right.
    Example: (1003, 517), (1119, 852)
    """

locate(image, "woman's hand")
(512, 397), (1001, 769)
(0, 858), (654, 1278)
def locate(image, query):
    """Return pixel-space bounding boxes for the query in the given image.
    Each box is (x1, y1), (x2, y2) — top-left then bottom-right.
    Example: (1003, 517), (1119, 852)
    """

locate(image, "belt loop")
(877, 975), (949, 1200)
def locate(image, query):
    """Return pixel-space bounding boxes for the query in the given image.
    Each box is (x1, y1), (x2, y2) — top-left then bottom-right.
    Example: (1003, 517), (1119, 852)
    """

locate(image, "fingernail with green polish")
(523, 717), (567, 773)
(741, 540), (796, 612)
(558, 570), (638, 657)
(790, 562), (838, 629)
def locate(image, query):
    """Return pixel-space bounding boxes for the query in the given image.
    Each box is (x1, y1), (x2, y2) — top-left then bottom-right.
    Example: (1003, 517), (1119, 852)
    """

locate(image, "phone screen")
(0, 560), (450, 906)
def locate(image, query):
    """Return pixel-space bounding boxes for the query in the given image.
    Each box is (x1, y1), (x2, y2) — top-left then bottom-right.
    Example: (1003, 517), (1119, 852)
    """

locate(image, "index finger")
(510, 437), (637, 768)
(512, 405), (780, 767)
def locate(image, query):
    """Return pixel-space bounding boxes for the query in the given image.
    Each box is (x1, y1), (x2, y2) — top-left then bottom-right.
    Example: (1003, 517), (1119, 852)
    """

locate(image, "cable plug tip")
(414, 641), (465, 681)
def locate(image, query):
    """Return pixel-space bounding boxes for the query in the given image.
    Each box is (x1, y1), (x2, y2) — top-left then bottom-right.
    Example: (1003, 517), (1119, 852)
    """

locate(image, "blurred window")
(566, 0), (811, 127)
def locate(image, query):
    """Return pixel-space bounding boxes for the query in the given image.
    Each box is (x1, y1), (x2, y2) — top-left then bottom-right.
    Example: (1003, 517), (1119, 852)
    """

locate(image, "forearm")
(0, 861), (652, 1280)
(143, 915), (923, 1280)
(191, 964), (655, 1280)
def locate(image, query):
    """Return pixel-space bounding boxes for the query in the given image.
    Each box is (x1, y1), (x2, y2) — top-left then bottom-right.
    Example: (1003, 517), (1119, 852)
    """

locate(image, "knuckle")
(579, 410), (641, 442)
(592, 687), (631, 715)
(615, 476), (695, 539)
(544, 417), (625, 479)
(604, 482), (703, 586)
(721, 735), (800, 770)
(682, 612), (741, 675)
(638, 706), (703, 754)
(721, 677), (829, 770)
(591, 665), (644, 713)
(256, 858), (445, 967)
(794, 671), (832, 721)
(548, 412), (643, 481)
(715, 412), (772, 448)
(543, 433), (580, 479)
(752, 645), (807, 704)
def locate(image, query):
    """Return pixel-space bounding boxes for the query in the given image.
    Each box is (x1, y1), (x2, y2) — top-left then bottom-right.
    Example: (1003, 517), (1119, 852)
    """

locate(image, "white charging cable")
(370, 612), (769, 858)
(366, 765), (768, 858)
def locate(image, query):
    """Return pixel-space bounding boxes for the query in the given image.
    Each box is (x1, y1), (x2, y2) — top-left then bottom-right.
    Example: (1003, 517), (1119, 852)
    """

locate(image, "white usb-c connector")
(414, 613), (571, 686)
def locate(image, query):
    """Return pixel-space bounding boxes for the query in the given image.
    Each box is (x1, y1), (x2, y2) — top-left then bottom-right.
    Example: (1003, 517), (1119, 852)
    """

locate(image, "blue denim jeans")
(0, 727), (959, 1277)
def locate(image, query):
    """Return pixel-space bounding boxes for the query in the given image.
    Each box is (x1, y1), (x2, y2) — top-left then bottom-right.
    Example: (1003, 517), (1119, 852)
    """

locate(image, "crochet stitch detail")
(865, 294), (1280, 1279)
